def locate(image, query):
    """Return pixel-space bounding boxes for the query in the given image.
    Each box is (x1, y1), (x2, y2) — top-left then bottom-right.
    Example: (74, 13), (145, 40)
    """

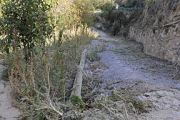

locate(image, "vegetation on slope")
(0, 0), (99, 119)
(0, 0), (149, 119)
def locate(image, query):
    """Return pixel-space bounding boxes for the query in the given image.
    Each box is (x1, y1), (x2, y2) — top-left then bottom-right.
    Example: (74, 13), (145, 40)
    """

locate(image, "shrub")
(87, 50), (101, 62)
(112, 20), (121, 36)
(146, 0), (156, 7)
(8, 25), (98, 119)
(101, 2), (115, 19)
(0, 0), (52, 57)
(125, 0), (137, 7)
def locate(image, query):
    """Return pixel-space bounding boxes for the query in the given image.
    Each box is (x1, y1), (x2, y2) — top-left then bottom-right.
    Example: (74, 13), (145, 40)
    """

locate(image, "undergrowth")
(146, 0), (156, 7)
(8, 25), (99, 120)
(3, 25), (151, 120)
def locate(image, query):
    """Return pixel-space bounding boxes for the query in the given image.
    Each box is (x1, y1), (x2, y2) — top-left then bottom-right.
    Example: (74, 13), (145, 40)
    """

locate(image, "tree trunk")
(53, 1), (57, 45)
(13, 28), (18, 51)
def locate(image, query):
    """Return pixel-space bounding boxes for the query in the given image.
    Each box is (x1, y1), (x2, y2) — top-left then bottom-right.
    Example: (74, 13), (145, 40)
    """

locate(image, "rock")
(96, 23), (102, 29)
(128, 0), (180, 65)
(137, 89), (180, 120)
(102, 26), (106, 31)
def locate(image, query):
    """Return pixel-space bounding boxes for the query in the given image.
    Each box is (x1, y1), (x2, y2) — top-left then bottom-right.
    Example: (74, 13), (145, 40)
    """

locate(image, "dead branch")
(85, 80), (123, 99)
(162, 19), (180, 27)
(125, 80), (142, 91)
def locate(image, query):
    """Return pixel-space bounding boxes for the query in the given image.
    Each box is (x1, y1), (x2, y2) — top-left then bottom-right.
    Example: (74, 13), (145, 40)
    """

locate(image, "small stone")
(144, 94), (150, 97)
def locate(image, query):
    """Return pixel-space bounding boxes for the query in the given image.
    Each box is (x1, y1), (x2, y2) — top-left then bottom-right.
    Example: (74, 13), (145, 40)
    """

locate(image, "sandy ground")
(0, 65), (20, 120)
(88, 28), (180, 120)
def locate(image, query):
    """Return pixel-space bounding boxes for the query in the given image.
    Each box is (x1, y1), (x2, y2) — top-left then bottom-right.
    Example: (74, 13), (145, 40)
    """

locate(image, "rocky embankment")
(95, 0), (180, 65)
(129, 0), (180, 65)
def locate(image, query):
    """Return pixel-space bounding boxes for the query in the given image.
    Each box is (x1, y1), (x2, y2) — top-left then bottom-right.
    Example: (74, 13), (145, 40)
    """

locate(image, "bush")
(125, 0), (137, 7)
(101, 2), (115, 19)
(112, 20), (121, 36)
(92, 0), (115, 10)
(146, 0), (155, 7)
(0, 0), (52, 57)
(8, 25), (99, 119)
(2, 67), (9, 81)
(87, 50), (101, 62)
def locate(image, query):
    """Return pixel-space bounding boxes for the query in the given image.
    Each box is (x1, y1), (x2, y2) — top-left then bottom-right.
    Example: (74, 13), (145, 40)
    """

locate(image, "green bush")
(112, 20), (121, 36)
(125, 0), (137, 7)
(146, 0), (155, 7)
(2, 67), (9, 81)
(91, 0), (115, 10)
(87, 51), (101, 62)
(0, 0), (52, 56)
(101, 2), (115, 19)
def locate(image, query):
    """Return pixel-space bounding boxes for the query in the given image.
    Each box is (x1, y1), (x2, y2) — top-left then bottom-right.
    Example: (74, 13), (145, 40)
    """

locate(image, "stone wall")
(129, 26), (180, 65)
(129, 0), (180, 65)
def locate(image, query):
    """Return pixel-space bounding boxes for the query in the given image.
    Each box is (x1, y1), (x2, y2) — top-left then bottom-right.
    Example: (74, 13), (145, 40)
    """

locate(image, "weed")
(112, 20), (121, 36)
(94, 44), (107, 52)
(158, 16), (163, 22)
(7, 26), (99, 119)
(91, 89), (140, 120)
(114, 48), (129, 55)
(2, 67), (9, 81)
(70, 95), (85, 108)
(146, 0), (156, 7)
(87, 50), (101, 62)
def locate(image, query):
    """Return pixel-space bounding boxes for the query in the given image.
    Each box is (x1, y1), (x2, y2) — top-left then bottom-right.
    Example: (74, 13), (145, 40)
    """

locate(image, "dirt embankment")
(95, 0), (180, 65)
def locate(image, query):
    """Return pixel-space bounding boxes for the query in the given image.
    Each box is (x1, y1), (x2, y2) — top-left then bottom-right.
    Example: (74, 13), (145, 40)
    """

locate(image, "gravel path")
(0, 64), (20, 120)
(91, 28), (180, 92)
(90, 28), (180, 120)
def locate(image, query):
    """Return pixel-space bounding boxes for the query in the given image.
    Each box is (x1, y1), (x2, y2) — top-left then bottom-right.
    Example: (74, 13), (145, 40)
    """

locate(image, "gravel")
(89, 27), (180, 120)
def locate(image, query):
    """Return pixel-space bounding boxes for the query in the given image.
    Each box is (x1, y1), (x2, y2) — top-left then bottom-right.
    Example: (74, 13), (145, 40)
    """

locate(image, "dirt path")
(0, 65), (20, 120)
(89, 28), (180, 120)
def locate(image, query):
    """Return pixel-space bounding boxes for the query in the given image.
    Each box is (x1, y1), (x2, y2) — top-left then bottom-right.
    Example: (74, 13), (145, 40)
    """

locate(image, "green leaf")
(32, 28), (37, 32)
(70, 95), (85, 108)
(35, 46), (40, 54)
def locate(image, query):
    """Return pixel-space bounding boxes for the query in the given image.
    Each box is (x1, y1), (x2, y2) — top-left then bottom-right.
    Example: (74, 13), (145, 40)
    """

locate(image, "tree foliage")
(51, 0), (95, 30)
(0, 0), (52, 56)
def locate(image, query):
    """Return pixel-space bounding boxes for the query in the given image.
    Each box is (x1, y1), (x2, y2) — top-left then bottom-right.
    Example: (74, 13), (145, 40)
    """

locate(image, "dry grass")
(81, 87), (143, 120)
(80, 62), (146, 120)
(7, 26), (99, 119)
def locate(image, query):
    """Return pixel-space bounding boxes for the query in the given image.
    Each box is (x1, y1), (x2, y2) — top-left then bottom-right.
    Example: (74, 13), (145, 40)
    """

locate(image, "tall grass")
(8, 26), (98, 119)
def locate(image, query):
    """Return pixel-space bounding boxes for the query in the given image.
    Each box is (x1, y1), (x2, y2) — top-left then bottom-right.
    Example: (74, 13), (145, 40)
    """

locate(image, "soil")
(87, 27), (180, 120)
(0, 64), (20, 120)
